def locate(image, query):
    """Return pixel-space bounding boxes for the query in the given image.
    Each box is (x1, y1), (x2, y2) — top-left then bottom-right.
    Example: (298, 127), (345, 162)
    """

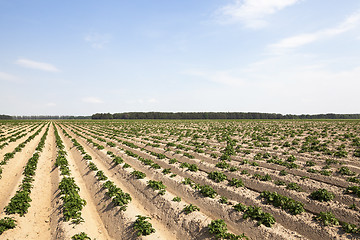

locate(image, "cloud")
(270, 11), (360, 51)
(82, 97), (104, 103)
(184, 70), (244, 87)
(85, 33), (111, 49)
(217, 0), (301, 28)
(16, 58), (59, 72)
(0, 72), (18, 82)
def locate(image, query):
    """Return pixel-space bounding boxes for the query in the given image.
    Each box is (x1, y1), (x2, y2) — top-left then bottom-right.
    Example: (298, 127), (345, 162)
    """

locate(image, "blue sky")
(1, 0), (359, 116)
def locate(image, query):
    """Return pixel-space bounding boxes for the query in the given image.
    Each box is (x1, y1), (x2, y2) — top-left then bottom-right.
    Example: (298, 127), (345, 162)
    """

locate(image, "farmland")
(0, 119), (360, 239)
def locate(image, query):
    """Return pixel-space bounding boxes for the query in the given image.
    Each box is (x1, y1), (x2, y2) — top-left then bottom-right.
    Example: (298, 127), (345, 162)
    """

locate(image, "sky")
(0, 0), (360, 116)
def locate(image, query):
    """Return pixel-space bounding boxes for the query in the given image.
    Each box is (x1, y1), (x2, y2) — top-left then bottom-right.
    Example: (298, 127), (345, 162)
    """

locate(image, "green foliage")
(172, 196), (181, 202)
(216, 161), (230, 169)
(169, 158), (178, 164)
(286, 182), (302, 192)
(162, 168), (171, 175)
(134, 215), (155, 236)
(233, 203), (247, 212)
(199, 185), (217, 198)
(5, 190), (31, 216)
(183, 204), (200, 214)
(260, 191), (305, 215)
(243, 206), (276, 227)
(183, 152), (195, 159)
(71, 232), (91, 240)
(337, 166), (356, 176)
(131, 170), (146, 179)
(310, 189), (335, 202)
(315, 212), (339, 226)
(208, 171), (227, 183)
(0, 217), (16, 235)
(147, 180), (166, 193)
(123, 163), (131, 168)
(218, 196), (228, 204)
(345, 186), (360, 198)
(95, 170), (108, 181)
(113, 156), (123, 165)
(188, 164), (198, 172)
(83, 154), (92, 160)
(229, 178), (244, 188)
(208, 219), (227, 238)
(341, 222), (360, 233)
(88, 162), (98, 171)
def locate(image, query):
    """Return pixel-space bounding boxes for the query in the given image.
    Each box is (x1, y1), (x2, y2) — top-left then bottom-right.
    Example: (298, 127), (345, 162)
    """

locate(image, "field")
(0, 119), (360, 239)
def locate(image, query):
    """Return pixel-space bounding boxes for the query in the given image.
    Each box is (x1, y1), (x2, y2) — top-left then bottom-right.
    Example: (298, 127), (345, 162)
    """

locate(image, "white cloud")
(85, 33), (110, 49)
(0, 72), (18, 82)
(217, 0), (301, 28)
(82, 97), (104, 104)
(184, 70), (244, 87)
(16, 58), (59, 72)
(270, 11), (360, 51)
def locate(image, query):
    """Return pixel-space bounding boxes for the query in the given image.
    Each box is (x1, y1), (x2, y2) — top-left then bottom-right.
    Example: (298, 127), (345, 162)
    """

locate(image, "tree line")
(91, 112), (360, 120)
(0, 114), (13, 120)
(13, 116), (91, 120)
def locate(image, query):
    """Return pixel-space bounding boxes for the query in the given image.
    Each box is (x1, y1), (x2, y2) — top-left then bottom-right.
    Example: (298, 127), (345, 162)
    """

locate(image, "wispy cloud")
(82, 97), (104, 104)
(0, 71), (18, 82)
(270, 11), (360, 51)
(217, 0), (301, 28)
(16, 58), (59, 72)
(85, 33), (111, 49)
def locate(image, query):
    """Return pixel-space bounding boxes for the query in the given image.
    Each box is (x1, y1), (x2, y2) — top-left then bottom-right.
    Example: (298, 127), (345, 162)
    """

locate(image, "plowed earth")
(0, 120), (360, 240)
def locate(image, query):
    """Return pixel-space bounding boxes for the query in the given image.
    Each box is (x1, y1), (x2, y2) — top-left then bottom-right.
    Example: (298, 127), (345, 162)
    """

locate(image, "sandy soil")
(1, 125), (55, 239)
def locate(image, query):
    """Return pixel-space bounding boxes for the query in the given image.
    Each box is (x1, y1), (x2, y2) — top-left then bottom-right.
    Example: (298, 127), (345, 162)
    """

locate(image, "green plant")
(113, 156), (123, 165)
(260, 191), (304, 215)
(88, 162), (98, 171)
(315, 212), (339, 226)
(187, 164), (198, 172)
(219, 196), (228, 204)
(0, 217), (16, 235)
(83, 154), (92, 160)
(134, 215), (155, 236)
(71, 232), (91, 240)
(147, 180), (166, 192)
(305, 161), (315, 167)
(216, 161), (230, 169)
(274, 180), (286, 186)
(208, 171), (227, 183)
(233, 203), (247, 212)
(229, 178), (244, 188)
(169, 158), (178, 164)
(286, 182), (302, 192)
(96, 170), (108, 181)
(243, 206), (276, 227)
(208, 219), (227, 239)
(310, 189), (335, 202)
(199, 185), (217, 198)
(345, 186), (360, 197)
(131, 170), (146, 179)
(337, 166), (355, 176)
(183, 204), (200, 214)
(123, 163), (131, 168)
(172, 196), (181, 202)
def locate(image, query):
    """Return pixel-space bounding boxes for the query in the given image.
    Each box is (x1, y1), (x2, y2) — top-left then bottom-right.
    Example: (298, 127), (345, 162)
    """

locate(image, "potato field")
(1, 119), (360, 239)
